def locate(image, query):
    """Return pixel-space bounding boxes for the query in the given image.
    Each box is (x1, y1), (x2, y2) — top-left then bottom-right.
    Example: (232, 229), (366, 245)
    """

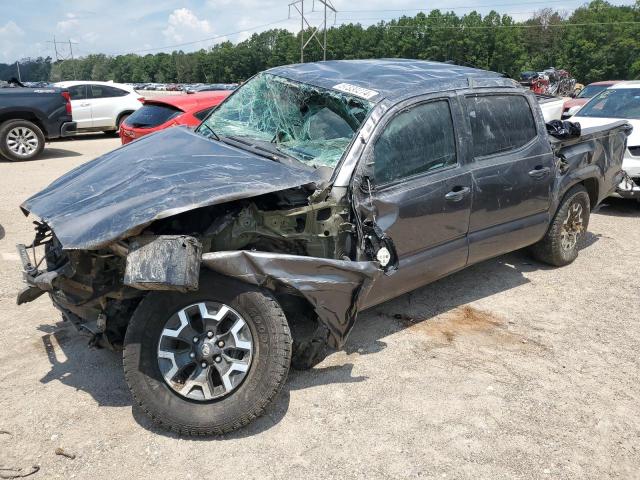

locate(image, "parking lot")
(0, 135), (639, 479)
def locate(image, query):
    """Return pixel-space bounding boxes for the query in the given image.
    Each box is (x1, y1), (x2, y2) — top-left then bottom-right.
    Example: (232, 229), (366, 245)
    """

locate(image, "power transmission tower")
(288, 0), (337, 63)
(47, 36), (79, 79)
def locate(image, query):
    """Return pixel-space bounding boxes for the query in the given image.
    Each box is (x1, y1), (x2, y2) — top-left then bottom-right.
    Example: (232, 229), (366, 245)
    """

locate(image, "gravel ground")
(0, 135), (639, 479)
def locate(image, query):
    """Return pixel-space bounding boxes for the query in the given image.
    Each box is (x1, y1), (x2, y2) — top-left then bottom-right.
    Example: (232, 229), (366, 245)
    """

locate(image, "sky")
(0, 0), (637, 63)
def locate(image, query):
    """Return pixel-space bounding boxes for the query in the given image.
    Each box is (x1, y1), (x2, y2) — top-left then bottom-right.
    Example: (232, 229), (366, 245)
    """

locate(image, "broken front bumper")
(15, 243), (67, 305)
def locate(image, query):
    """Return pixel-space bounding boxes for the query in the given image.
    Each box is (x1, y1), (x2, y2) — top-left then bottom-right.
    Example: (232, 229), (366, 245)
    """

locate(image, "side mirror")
(359, 175), (377, 195)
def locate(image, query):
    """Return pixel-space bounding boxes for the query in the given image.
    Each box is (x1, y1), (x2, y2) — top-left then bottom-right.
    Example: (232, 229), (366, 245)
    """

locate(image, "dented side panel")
(201, 251), (380, 348)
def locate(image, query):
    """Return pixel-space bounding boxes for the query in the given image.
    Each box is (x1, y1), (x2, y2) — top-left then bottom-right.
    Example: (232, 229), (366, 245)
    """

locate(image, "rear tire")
(105, 114), (130, 136)
(123, 272), (292, 436)
(530, 185), (590, 266)
(0, 119), (45, 161)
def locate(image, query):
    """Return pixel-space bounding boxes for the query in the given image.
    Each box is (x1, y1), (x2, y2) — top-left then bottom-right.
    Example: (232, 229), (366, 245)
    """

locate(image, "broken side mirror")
(362, 219), (398, 273)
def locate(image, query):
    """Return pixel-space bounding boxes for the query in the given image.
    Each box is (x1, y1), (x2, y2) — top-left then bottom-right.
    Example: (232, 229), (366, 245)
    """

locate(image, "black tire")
(123, 272), (292, 436)
(0, 119), (45, 161)
(104, 114), (130, 136)
(530, 185), (591, 266)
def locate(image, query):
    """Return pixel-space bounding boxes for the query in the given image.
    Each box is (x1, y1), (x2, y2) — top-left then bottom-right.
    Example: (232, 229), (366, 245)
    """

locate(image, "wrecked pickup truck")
(17, 60), (631, 435)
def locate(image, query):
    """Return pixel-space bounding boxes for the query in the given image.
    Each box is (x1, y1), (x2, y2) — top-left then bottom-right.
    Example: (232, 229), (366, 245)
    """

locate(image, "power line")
(338, 0), (636, 12)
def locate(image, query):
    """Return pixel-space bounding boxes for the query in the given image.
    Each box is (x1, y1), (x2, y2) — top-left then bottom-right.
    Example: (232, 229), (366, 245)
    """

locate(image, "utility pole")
(47, 36), (79, 79)
(16, 61), (21, 82)
(68, 39), (77, 79)
(288, 0), (336, 63)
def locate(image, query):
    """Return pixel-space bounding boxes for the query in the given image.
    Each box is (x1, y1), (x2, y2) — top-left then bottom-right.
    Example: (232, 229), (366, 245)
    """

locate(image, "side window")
(193, 106), (215, 121)
(89, 85), (128, 99)
(467, 95), (537, 158)
(67, 84), (86, 100)
(373, 100), (457, 184)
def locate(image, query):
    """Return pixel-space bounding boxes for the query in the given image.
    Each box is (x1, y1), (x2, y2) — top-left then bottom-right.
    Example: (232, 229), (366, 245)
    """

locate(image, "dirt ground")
(0, 134), (639, 479)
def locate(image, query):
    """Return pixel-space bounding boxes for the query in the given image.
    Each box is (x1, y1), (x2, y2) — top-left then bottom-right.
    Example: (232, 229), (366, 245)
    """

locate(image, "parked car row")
(128, 82), (238, 92)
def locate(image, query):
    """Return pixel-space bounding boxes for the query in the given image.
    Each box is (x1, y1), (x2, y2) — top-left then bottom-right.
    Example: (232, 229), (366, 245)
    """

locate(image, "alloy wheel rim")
(157, 302), (254, 401)
(6, 127), (38, 156)
(560, 202), (584, 251)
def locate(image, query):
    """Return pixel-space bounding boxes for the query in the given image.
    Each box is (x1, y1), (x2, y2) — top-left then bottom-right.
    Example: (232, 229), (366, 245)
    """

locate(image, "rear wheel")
(0, 120), (45, 161)
(123, 273), (292, 435)
(105, 114), (130, 136)
(530, 185), (590, 266)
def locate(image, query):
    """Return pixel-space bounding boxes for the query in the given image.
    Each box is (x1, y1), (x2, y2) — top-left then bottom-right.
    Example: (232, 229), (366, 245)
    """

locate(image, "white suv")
(54, 81), (143, 134)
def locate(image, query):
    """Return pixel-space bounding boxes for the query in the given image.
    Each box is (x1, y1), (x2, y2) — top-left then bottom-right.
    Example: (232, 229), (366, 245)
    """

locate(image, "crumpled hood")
(21, 127), (321, 249)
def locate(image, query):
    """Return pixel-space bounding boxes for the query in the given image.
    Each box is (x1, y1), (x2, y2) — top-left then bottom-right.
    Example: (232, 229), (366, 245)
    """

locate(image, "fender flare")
(201, 251), (381, 348)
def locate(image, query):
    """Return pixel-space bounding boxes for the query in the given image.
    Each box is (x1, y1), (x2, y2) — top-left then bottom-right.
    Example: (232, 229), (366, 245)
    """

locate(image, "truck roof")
(267, 59), (517, 103)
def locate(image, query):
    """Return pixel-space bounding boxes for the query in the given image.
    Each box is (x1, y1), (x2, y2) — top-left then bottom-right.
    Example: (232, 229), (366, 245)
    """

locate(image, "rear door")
(88, 85), (129, 128)
(463, 92), (555, 264)
(67, 84), (91, 129)
(356, 95), (473, 308)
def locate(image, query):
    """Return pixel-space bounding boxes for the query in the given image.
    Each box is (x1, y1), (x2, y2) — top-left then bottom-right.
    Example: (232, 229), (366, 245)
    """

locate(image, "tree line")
(2, 0), (638, 85)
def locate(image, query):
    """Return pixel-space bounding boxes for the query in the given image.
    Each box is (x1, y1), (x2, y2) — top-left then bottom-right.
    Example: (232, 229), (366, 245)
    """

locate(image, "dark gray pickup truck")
(0, 86), (76, 161)
(16, 60), (630, 435)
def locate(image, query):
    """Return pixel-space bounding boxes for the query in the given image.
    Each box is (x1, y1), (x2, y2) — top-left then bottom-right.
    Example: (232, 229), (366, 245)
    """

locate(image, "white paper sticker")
(332, 83), (378, 100)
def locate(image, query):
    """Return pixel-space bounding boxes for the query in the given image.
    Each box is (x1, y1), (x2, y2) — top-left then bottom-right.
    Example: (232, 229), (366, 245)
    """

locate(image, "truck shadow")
(36, 246), (594, 439)
(36, 148), (82, 160)
(594, 197), (640, 217)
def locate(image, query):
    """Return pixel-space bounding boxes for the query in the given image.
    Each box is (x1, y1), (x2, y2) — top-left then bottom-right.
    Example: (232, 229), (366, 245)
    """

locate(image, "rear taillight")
(61, 91), (72, 115)
(137, 97), (145, 103)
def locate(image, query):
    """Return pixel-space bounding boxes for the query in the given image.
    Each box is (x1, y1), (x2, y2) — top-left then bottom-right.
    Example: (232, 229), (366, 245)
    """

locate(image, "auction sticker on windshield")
(332, 83), (379, 100)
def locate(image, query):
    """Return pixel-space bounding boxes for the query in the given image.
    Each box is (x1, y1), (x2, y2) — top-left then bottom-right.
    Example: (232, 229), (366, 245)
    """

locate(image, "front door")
(463, 92), (555, 264)
(67, 84), (91, 130)
(355, 96), (473, 309)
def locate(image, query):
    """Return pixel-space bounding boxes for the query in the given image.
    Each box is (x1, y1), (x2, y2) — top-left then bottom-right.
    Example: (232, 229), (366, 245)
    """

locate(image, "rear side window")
(374, 100), (457, 184)
(89, 85), (129, 98)
(67, 84), (86, 100)
(125, 103), (182, 128)
(467, 95), (537, 158)
(193, 107), (215, 122)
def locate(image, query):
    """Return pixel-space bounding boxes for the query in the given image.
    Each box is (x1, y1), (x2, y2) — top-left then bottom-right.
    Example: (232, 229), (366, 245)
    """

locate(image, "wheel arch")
(581, 177), (599, 209)
(116, 110), (135, 127)
(0, 112), (46, 136)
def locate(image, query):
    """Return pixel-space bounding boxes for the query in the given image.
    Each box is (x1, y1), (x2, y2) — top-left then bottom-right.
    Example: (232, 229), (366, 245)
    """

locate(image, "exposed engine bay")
(18, 183), (384, 350)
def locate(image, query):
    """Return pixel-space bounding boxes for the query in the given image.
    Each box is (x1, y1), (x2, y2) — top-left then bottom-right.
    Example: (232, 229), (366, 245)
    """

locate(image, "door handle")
(528, 166), (551, 179)
(80, 103), (91, 107)
(444, 186), (471, 202)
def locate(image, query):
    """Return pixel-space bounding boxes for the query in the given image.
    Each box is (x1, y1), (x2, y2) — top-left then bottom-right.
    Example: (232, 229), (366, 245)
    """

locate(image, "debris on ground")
(0, 466), (40, 479)
(54, 448), (76, 460)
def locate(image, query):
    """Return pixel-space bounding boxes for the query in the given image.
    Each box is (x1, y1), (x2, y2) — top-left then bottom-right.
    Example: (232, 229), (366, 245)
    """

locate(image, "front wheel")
(530, 185), (591, 266)
(123, 273), (292, 435)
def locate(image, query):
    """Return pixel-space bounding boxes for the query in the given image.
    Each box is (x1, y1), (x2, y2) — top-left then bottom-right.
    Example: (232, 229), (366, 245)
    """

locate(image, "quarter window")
(67, 84), (86, 100)
(89, 85), (128, 98)
(193, 107), (215, 121)
(467, 95), (537, 158)
(373, 100), (457, 184)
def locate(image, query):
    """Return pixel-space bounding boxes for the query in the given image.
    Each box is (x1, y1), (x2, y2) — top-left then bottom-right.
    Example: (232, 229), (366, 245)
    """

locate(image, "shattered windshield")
(197, 73), (373, 168)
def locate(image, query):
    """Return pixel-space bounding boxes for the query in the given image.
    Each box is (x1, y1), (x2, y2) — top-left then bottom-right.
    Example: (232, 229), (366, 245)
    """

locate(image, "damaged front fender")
(201, 251), (381, 348)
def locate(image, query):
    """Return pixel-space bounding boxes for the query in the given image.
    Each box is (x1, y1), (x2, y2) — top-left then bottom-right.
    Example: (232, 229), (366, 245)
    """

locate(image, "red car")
(561, 81), (621, 119)
(120, 91), (231, 144)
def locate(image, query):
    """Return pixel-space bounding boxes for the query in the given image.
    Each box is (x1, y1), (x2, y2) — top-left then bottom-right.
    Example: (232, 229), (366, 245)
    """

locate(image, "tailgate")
(550, 121), (632, 200)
